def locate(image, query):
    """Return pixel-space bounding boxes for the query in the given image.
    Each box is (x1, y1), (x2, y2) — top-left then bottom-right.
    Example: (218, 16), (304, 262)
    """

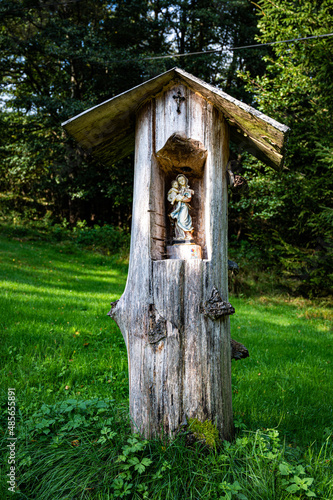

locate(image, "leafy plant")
(19, 398), (118, 445)
(112, 435), (153, 498)
(235, 0), (333, 297)
(279, 462), (316, 497)
(219, 480), (247, 500)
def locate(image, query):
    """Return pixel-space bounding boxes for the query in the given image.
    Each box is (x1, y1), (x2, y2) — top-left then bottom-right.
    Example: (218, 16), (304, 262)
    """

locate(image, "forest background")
(0, 0), (332, 297)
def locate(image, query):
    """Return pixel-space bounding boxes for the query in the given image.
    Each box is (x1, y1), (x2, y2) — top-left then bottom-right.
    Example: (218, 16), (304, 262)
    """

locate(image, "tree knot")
(107, 300), (119, 319)
(148, 304), (167, 344)
(200, 287), (235, 320)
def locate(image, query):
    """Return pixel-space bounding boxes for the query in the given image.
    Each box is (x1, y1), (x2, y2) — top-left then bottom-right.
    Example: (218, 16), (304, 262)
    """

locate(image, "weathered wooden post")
(63, 68), (289, 441)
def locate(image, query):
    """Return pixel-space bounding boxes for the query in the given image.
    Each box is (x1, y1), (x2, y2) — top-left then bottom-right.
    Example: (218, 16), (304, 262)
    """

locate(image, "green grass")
(0, 231), (332, 499)
(0, 234), (129, 409)
(230, 296), (333, 445)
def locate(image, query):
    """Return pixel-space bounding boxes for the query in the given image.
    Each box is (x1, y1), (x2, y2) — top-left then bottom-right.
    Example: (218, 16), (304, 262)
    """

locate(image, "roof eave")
(62, 67), (290, 170)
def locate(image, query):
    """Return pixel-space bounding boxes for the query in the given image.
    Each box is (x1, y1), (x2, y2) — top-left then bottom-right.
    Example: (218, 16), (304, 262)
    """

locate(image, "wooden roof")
(62, 67), (290, 170)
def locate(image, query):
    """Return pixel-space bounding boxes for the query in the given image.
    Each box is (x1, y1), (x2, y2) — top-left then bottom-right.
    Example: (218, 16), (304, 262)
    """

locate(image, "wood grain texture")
(110, 86), (234, 440)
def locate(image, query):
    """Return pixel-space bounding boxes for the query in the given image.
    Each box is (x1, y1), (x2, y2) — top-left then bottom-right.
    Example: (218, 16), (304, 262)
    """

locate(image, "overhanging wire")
(145, 33), (333, 60)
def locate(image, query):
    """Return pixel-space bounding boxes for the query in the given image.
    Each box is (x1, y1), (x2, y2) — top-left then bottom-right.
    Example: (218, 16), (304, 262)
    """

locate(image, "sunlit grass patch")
(0, 234), (129, 410)
(230, 296), (333, 445)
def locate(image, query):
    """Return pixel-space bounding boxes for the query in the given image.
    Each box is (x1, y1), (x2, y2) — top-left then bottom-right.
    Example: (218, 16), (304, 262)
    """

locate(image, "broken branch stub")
(200, 287), (235, 320)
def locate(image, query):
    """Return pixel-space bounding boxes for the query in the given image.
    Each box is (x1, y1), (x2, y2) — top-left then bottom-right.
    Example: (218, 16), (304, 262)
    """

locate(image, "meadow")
(0, 227), (332, 499)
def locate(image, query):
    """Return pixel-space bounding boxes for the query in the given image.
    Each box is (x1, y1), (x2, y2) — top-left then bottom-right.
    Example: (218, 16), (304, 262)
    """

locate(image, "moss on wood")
(188, 418), (220, 448)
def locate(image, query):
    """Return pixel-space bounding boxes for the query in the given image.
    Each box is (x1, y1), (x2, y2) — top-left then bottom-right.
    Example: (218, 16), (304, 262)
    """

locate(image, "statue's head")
(177, 174), (188, 187)
(171, 180), (179, 189)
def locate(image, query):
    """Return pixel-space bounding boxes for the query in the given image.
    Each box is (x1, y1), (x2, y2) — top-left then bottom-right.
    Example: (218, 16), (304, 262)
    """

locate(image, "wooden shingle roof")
(62, 67), (290, 170)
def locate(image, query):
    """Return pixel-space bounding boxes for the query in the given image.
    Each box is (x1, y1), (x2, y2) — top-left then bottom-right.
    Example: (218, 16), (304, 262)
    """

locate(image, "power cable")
(146, 33), (333, 60)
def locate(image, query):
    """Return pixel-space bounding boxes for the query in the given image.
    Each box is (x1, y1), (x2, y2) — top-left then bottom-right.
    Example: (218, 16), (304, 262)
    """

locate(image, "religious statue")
(167, 174), (194, 242)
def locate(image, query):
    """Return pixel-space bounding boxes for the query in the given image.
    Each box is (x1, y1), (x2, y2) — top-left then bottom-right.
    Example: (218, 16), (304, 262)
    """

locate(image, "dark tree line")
(1, 0), (332, 295)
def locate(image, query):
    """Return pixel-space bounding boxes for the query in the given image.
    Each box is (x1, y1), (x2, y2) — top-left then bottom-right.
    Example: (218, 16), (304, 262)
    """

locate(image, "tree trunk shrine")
(62, 68), (290, 441)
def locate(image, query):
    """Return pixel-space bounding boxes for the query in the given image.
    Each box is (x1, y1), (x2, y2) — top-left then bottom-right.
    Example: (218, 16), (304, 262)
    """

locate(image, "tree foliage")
(235, 0), (333, 295)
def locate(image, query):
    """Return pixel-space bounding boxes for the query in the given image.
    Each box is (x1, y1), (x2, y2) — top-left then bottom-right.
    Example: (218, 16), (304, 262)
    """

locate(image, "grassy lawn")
(0, 231), (332, 499)
(230, 295), (332, 446)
